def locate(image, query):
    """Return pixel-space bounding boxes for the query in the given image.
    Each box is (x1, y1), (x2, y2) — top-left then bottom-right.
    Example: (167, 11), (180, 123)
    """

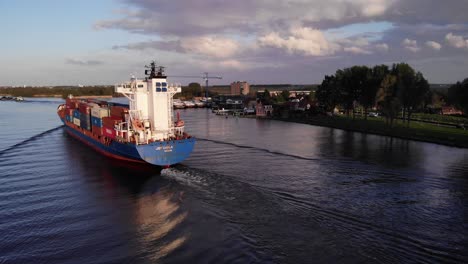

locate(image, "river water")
(0, 98), (467, 263)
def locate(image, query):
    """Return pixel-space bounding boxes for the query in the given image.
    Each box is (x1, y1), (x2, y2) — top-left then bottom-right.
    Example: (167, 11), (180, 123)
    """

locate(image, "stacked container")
(78, 103), (91, 131)
(110, 106), (128, 119)
(91, 106), (109, 136)
(102, 116), (121, 139)
(73, 109), (81, 126)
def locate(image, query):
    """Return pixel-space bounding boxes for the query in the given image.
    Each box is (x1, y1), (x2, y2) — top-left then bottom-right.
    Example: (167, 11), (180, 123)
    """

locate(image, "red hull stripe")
(65, 127), (146, 164)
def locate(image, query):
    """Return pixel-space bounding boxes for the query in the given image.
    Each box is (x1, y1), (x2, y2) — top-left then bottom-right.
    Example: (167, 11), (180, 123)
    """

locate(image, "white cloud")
(375, 43), (389, 52)
(258, 27), (340, 56)
(180, 36), (240, 58)
(402, 38), (420, 52)
(425, 41), (442, 50)
(445, 33), (468, 49)
(344, 46), (372, 55)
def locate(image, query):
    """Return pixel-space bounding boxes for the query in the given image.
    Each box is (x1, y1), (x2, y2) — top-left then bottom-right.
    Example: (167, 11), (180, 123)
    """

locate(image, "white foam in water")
(161, 168), (209, 188)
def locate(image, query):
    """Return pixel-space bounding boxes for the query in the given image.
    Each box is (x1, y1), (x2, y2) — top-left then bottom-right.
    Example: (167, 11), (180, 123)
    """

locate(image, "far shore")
(270, 115), (468, 149)
(29, 95), (114, 98)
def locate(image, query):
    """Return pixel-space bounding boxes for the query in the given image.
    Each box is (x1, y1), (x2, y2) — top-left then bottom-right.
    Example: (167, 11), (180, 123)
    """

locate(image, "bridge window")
(162, 82), (167, 87)
(137, 84), (144, 88)
(156, 88), (162, 92)
(162, 88), (167, 92)
(156, 82), (161, 86)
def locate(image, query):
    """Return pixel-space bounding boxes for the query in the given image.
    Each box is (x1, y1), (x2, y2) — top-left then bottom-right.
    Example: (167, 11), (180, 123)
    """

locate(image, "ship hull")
(61, 118), (195, 166)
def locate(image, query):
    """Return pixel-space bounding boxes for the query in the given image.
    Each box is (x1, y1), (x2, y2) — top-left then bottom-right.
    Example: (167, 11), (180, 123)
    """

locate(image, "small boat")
(184, 101), (195, 108)
(15, 96), (24, 102)
(194, 100), (205, 108)
(173, 99), (185, 109)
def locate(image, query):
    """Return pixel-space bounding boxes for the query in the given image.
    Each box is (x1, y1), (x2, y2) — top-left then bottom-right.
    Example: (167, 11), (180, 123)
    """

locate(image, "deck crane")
(169, 72), (222, 98)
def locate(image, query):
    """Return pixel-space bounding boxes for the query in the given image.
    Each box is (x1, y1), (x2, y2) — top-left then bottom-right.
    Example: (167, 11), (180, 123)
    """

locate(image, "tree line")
(0, 86), (116, 99)
(316, 63), (430, 126)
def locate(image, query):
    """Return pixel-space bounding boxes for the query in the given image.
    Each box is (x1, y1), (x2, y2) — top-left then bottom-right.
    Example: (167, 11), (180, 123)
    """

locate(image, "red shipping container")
(67, 109), (74, 116)
(65, 98), (79, 109)
(79, 103), (91, 114)
(103, 127), (116, 139)
(102, 116), (121, 128)
(92, 125), (103, 136)
(110, 106), (128, 118)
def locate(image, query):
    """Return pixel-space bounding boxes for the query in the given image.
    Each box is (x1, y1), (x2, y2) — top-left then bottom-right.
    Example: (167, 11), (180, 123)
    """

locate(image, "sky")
(1, 0), (468, 86)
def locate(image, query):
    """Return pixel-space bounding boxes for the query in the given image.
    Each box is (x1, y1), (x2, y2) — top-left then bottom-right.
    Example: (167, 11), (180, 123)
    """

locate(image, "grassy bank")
(274, 115), (468, 148)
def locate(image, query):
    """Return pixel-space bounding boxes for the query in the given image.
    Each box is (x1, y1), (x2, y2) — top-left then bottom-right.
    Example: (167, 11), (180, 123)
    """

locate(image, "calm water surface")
(0, 98), (467, 263)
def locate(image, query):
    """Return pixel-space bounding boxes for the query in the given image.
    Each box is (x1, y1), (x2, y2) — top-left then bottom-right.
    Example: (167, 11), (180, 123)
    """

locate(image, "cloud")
(402, 38), (420, 52)
(343, 46), (372, 55)
(258, 27), (340, 56)
(445, 33), (468, 49)
(425, 41), (442, 50)
(180, 37), (240, 58)
(111, 37), (240, 58)
(65, 58), (104, 66)
(375, 43), (389, 52)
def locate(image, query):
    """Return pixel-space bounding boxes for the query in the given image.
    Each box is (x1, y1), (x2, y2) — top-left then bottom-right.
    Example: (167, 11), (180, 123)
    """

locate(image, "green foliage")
(316, 62), (433, 127)
(0, 86), (115, 98)
(316, 75), (342, 112)
(448, 78), (468, 113)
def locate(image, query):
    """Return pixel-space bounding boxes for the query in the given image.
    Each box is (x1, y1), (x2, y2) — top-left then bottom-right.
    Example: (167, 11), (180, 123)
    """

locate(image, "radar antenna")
(144, 61), (166, 79)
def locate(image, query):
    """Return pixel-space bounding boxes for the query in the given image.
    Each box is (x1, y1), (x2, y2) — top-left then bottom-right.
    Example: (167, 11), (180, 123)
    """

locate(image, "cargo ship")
(57, 61), (196, 166)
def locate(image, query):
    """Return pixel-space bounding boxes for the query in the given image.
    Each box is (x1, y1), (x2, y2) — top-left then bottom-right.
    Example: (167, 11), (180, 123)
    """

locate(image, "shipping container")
(67, 109), (74, 116)
(91, 107), (109, 118)
(103, 127), (116, 139)
(91, 116), (103, 127)
(110, 106), (127, 118)
(66, 98), (79, 109)
(66, 115), (71, 122)
(73, 117), (81, 127)
(73, 109), (81, 119)
(92, 125), (103, 136)
(79, 103), (91, 114)
(80, 113), (91, 131)
(102, 116), (121, 129)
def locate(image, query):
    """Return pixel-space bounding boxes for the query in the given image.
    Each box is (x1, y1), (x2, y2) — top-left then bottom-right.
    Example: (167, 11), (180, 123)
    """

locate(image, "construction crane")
(169, 72), (222, 98)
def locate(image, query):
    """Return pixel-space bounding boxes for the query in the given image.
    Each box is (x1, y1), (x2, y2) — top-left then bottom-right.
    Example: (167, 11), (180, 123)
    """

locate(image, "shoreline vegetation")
(271, 115), (468, 148)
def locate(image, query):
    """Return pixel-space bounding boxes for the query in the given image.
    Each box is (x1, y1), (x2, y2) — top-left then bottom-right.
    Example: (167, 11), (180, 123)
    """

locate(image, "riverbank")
(273, 115), (468, 148)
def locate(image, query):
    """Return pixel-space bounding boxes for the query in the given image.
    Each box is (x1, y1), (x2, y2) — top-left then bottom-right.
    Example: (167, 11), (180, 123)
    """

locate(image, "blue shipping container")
(73, 110), (81, 119)
(80, 114), (91, 130)
(66, 115), (71, 122)
(91, 116), (103, 127)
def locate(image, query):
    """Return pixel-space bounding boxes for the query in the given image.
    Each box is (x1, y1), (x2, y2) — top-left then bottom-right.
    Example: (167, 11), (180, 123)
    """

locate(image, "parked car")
(368, 112), (379, 117)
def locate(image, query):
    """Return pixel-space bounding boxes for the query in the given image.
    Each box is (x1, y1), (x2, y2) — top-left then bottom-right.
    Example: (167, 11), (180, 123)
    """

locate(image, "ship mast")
(145, 61), (166, 79)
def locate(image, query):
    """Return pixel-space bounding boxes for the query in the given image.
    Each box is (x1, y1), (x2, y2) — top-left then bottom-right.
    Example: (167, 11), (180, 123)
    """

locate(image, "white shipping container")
(73, 117), (81, 126)
(91, 107), (110, 118)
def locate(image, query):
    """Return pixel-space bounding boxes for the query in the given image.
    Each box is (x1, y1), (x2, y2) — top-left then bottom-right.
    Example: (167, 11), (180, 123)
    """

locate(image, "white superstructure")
(115, 62), (183, 143)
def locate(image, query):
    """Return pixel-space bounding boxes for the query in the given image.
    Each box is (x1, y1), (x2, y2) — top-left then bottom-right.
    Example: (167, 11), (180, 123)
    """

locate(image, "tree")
(391, 63), (416, 124)
(340, 66), (369, 119)
(377, 74), (399, 126)
(406, 72), (430, 124)
(448, 78), (468, 113)
(188, 82), (202, 96)
(360, 65), (389, 120)
(281, 90), (290, 101)
(316, 75), (342, 114)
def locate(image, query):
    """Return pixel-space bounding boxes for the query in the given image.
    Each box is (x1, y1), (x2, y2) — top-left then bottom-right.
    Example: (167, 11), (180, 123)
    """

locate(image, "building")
(230, 81), (250, 95)
(441, 106), (463, 115)
(256, 100), (273, 117)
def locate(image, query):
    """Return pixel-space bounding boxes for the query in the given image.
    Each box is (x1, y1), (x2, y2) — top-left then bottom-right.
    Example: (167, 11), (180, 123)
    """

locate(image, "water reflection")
(136, 184), (187, 261)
